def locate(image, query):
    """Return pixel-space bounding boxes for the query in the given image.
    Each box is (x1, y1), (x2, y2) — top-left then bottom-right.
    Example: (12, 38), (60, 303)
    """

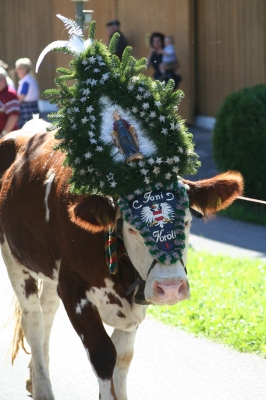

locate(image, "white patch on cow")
(98, 378), (114, 400)
(44, 169), (55, 221)
(111, 328), (137, 400)
(80, 334), (84, 342)
(22, 117), (51, 132)
(122, 206), (191, 305)
(85, 278), (146, 331)
(99, 96), (157, 161)
(76, 298), (89, 314)
(0, 238), (55, 399)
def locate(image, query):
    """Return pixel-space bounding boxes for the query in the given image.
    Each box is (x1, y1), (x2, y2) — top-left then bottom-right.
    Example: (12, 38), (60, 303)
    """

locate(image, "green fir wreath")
(38, 15), (200, 200)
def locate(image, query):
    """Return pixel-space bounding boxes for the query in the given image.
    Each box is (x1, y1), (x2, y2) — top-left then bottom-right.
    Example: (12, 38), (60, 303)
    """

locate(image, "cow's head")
(68, 171), (243, 306)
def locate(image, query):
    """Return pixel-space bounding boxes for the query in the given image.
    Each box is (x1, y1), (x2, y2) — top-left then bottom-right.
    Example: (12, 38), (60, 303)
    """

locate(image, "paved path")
(1, 126), (266, 399)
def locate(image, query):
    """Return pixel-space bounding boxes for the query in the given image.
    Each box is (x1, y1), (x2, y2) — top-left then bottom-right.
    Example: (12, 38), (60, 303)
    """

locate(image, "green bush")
(212, 85), (266, 200)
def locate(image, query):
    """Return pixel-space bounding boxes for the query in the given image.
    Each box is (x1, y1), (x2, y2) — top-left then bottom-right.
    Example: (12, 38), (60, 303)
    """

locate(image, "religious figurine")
(111, 111), (144, 163)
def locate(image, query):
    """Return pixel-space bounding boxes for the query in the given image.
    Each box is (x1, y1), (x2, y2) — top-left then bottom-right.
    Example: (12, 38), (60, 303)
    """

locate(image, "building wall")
(196, 0), (266, 117)
(1, 0), (265, 122)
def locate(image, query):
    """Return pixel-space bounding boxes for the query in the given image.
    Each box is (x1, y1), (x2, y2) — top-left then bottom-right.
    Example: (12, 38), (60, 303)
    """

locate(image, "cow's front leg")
(58, 273), (117, 400)
(111, 328), (137, 400)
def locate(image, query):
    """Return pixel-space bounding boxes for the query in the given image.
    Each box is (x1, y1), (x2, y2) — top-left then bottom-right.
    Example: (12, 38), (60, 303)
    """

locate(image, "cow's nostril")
(156, 284), (165, 295)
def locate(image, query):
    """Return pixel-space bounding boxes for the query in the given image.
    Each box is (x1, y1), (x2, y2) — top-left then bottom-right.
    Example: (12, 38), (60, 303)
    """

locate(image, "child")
(159, 35), (179, 77)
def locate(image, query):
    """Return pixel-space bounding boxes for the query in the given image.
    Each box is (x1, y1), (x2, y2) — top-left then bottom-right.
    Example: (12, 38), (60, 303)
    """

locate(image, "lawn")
(148, 249), (266, 355)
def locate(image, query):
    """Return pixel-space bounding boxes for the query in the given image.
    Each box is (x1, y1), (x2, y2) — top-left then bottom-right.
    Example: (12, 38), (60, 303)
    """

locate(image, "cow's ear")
(183, 171), (244, 218)
(68, 194), (117, 232)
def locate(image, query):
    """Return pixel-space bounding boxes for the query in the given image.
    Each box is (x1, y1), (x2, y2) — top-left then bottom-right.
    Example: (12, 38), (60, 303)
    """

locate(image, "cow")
(0, 119), (243, 400)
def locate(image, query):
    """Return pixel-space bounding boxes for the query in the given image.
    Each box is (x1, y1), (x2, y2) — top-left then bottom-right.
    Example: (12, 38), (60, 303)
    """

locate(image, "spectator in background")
(0, 67), (20, 138)
(106, 19), (128, 60)
(159, 35), (180, 77)
(147, 32), (182, 90)
(0, 60), (16, 89)
(147, 32), (165, 80)
(15, 58), (39, 128)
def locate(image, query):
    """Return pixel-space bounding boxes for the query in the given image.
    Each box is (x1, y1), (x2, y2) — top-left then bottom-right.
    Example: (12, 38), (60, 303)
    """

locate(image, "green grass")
(148, 249), (266, 355)
(219, 199), (266, 226)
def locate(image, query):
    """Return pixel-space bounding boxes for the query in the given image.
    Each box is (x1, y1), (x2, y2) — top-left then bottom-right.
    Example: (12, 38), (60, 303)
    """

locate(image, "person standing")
(15, 58), (39, 128)
(0, 67), (20, 138)
(147, 32), (165, 80)
(106, 19), (128, 60)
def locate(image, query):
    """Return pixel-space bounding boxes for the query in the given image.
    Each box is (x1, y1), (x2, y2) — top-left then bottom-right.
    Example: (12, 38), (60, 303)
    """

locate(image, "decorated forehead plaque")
(130, 190), (178, 252)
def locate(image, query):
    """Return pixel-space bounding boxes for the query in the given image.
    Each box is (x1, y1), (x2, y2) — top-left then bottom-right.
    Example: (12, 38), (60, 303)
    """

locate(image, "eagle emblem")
(141, 202), (174, 228)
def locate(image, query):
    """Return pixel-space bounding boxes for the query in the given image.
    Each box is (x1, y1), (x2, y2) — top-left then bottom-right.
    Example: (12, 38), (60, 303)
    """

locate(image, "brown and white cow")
(0, 119), (243, 400)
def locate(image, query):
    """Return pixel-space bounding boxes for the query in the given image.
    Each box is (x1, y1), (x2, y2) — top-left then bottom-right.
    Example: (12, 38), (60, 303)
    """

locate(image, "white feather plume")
(36, 14), (93, 73)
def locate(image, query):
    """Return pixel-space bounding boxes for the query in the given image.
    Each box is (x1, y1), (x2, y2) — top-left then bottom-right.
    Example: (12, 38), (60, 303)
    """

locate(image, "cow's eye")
(128, 228), (137, 234)
(184, 220), (190, 227)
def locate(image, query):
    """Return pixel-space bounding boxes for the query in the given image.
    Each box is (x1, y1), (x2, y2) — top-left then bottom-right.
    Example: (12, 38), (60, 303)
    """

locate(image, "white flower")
(91, 79), (97, 86)
(74, 157), (81, 164)
(165, 173), (172, 180)
(90, 139), (97, 144)
(100, 181), (105, 187)
(144, 177), (150, 184)
(159, 115), (166, 122)
(143, 91), (151, 98)
(166, 157), (174, 164)
(67, 109), (72, 114)
(72, 124), (77, 129)
(90, 124), (95, 129)
(155, 101), (161, 108)
(140, 168), (148, 175)
(80, 97), (86, 103)
(86, 78), (91, 85)
(88, 131), (94, 137)
(87, 166), (94, 172)
(80, 169), (86, 175)
(128, 85), (134, 91)
(149, 122), (155, 127)
(70, 117), (75, 123)
(99, 62), (105, 66)
(93, 68), (100, 73)
(89, 56), (96, 64)
(81, 116), (89, 124)
(138, 87), (145, 92)
(178, 147), (184, 153)
(107, 173), (114, 181)
(102, 73), (109, 81)
(82, 59), (88, 65)
(97, 55), (103, 61)
(161, 128), (168, 135)
(153, 167), (160, 175)
(90, 115), (96, 122)
(86, 106), (94, 113)
(142, 102), (150, 110)
(148, 158), (155, 165)
(150, 111), (156, 118)
(110, 181), (117, 187)
(140, 111), (146, 117)
(74, 107), (79, 112)
(83, 88), (90, 95)
(96, 146), (103, 152)
(138, 161), (145, 167)
(173, 166), (179, 173)
(132, 107), (138, 113)
(136, 95), (142, 101)
(170, 122), (175, 130)
(85, 152), (92, 159)
(156, 157), (162, 164)
(173, 155), (180, 162)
